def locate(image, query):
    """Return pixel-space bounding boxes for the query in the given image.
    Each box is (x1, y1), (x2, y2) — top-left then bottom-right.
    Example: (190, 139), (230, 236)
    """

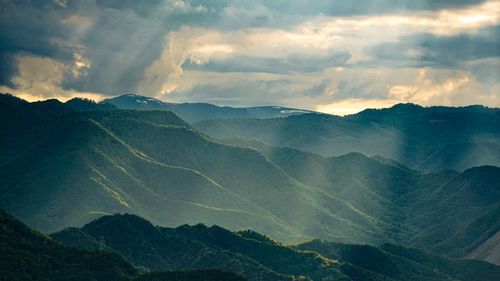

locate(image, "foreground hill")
(52, 213), (500, 281)
(0, 209), (246, 281)
(101, 93), (315, 122)
(195, 103), (500, 172)
(0, 94), (498, 264)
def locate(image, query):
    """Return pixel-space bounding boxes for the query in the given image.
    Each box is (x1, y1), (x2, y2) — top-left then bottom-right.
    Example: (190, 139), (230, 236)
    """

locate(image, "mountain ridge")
(101, 93), (317, 122)
(1, 93), (498, 266)
(0, 208), (246, 281)
(195, 102), (500, 171)
(52, 212), (500, 281)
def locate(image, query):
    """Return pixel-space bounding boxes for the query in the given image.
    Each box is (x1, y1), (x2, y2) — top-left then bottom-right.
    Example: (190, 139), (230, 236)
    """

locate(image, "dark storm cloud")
(93, 0), (221, 27)
(0, 53), (17, 88)
(182, 52), (351, 74)
(60, 6), (167, 94)
(366, 25), (500, 68)
(0, 0), (212, 95)
(93, 0), (164, 15)
(0, 0), (497, 102)
(189, 0), (486, 17)
(0, 0), (76, 86)
(60, 0), (213, 94)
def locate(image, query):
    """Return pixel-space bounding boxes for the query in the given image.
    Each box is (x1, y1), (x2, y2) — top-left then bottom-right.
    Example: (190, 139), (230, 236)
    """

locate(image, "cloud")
(466, 58), (500, 84)
(182, 52), (351, 74)
(190, 0), (488, 17)
(60, 6), (167, 94)
(315, 67), (500, 115)
(367, 25), (500, 68)
(0, 0), (498, 113)
(388, 68), (471, 104)
(316, 98), (398, 116)
(0, 54), (102, 102)
(386, 68), (499, 106)
(95, 0), (207, 16)
(153, 69), (337, 107)
(0, 0), (214, 97)
(161, 65), (500, 115)
(0, 0), (77, 86)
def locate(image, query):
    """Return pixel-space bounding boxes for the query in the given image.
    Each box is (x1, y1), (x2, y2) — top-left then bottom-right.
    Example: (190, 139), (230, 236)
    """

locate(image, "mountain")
(5, 206), (497, 281)
(101, 93), (315, 122)
(0, 95), (302, 241)
(0, 208), (246, 281)
(0, 93), (498, 265)
(52, 213), (500, 281)
(219, 139), (500, 261)
(2, 93), (360, 243)
(194, 103), (500, 172)
(296, 240), (500, 281)
(66, 97), (117, 111)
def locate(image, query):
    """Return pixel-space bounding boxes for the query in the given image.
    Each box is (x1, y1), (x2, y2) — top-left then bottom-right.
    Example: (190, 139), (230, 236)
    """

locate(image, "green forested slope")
(0, 209), (246, 281)
(1, 94), (498, 264)
(52, 213), (500, 281)
(194, 103), (500, 172)
(220, 139), (500, 259)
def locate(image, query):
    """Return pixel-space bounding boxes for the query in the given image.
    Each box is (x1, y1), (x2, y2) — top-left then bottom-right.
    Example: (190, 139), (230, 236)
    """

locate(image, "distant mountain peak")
(101, 93), (317, 122)
(123, 92), (139, 97)
(391, 103), (422, 109)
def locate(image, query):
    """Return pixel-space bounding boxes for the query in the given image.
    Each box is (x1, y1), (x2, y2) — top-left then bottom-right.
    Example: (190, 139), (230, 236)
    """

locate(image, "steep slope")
(195, 103), (500, 171)
(0, 109), (293, 239)
(101, 94), (315, 122)
(53, 213), (500, 281)
(0, 95), (383, 243)
(0, 209), (247, 281)
(1, 94), (498, 264)
(220, 139), (500, 261)
(93, 114), (389, 243)
(403, 166), (500, 257)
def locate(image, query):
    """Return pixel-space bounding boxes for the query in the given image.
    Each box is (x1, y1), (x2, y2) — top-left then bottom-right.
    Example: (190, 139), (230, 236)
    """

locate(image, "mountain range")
(100, 94), (315, 123)
(52, 212), (500, 281)
(0, 208), (245, 281)
(99, 94), (500, 172)
(195, 103), (500, 172)
(4, 208), (497, 281)
(1, 93), (498, 269)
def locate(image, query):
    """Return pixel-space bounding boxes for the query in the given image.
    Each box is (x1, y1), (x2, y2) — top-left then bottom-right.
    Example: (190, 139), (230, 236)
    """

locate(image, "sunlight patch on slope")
(90, 174), (130, 208)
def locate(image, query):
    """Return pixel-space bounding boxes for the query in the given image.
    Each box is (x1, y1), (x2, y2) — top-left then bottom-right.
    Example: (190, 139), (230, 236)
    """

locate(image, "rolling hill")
(0, 93), (498, 265)
(0, 208), (246, 281)
(194, 103), (500, 172)
(52, 212), (500, 281)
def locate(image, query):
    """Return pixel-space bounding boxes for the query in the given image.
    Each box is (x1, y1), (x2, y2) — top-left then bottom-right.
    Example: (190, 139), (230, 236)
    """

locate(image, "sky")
(0, 0), (499, 115)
